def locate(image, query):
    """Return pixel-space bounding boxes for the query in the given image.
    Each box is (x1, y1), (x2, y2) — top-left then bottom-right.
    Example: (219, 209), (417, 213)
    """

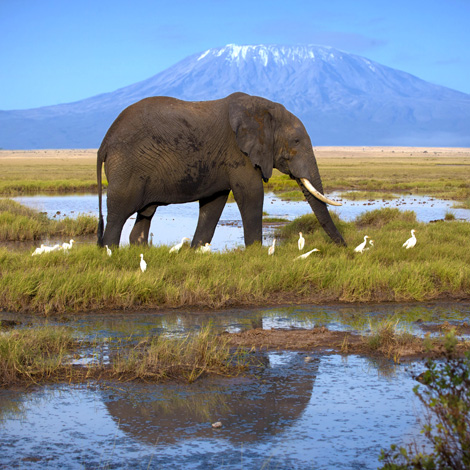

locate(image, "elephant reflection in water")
(97, 92), (345, 248)
(102, 352), (319, 446)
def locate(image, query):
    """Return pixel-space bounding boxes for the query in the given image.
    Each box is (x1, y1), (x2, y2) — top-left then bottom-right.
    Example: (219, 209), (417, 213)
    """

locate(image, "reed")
(0, 326), (76, 386)
(111, 324), (252, 383)
(0, 199), (97, 241)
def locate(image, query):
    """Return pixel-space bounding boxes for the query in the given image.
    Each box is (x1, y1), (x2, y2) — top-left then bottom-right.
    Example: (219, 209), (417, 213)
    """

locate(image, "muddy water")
(2, 303), (469, 469)
(13, 192), (470, 251)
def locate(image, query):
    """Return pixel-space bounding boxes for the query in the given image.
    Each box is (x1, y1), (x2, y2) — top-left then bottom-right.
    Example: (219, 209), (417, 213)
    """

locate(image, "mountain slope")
(2, 44), (470, 149)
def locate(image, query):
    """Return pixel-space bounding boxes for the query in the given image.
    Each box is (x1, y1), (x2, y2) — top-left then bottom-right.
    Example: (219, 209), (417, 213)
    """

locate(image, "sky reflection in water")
(13, 192), (470, 251)
(0, 353), (425, 470)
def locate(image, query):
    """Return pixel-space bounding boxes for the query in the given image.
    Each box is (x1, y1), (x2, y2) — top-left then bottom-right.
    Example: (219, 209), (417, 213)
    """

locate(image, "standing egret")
(268, 239), (276, 256)
(298, 232), (305, 251)
(197, 243), (211, 253)
(354, 235), (370, 253)
(43, 244), (61, 253)
(140, 253), (147, 272)
(105, 245), (112, 257)
(169, 237), (190, 253)
(61, 239), (75, 250)
(402, 229), (417, 249)
(295, 248), (320, 260)
(32, 244), (46, 256)
(364, 240), (375, 251)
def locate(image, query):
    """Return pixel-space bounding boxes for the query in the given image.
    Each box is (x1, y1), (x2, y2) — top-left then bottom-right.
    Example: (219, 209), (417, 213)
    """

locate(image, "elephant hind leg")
(130, 205), (158, 245)
(102, 211), (130, 247)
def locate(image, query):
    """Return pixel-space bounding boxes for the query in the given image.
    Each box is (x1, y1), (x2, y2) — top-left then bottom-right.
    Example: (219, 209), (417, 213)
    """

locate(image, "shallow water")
(0, 355), (424, 470)
(1, 303), (469, 469)
(13, 191), (470, 251)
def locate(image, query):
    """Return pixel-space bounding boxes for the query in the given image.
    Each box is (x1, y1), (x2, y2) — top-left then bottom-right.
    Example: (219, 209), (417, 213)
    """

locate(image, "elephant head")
(228, 93), (346, 246)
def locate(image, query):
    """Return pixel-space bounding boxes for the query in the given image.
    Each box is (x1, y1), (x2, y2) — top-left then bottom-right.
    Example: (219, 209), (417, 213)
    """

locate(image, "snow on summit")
(1, 43), (470, 148)
(198, 44), (338, 66)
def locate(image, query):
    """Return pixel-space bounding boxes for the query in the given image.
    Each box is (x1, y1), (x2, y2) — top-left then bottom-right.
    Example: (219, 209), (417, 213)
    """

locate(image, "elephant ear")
(229, 94), (274, 182)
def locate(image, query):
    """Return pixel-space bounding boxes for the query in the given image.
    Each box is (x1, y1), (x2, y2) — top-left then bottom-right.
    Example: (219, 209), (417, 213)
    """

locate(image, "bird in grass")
(169, 237), (190, 253)
(140, 253), (147, 272)
(197, 242), (211, 253)
(364, 240), (375, 251)
(354, 235), (370, 253)
(268, 239), (276, 256)
(402, 229), (417, 249)
(32, 244), (47, 256)
(61, 239), (75, 250)
(298, 232), (305, 251)
(295, 248), (320, 260)
(105, 245), (112, 257)
(43, 244), (61, 253)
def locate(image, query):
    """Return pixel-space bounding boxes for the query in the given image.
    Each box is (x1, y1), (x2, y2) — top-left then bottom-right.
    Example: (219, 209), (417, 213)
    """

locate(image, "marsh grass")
(365, 318), (418, 362)
(111, 325), (253, 383)
(0, 326), (76, 386)
(0, 324), (255, 386)
(0, 199), (97, 241)
(1, 207), (469, 314)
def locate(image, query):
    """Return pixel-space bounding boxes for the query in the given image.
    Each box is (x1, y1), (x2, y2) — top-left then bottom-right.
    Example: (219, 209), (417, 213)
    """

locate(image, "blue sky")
(1, 0), (469, 110)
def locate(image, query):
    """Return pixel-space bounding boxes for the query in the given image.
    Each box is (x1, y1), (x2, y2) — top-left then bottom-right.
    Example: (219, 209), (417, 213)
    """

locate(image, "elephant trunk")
(297, 178), (346, 246)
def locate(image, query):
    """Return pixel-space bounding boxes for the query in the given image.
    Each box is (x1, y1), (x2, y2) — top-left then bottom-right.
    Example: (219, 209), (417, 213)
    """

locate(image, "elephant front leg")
(129, 205), (158, 245)
(191, 191), (230, 248)
(232, 178), (264, 246)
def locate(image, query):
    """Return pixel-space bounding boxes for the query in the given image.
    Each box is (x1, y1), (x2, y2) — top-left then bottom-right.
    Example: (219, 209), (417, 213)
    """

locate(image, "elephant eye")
(294, 139), (300, 144)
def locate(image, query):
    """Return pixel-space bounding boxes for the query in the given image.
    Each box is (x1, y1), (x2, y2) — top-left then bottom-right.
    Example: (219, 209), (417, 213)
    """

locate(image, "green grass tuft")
(0, 199), (97, 241)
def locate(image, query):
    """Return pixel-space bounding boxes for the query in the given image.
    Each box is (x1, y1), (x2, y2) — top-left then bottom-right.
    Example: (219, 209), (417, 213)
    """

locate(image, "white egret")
(105, 245), (112, 257)
(43, 244), (61, 253)
(295, 248), (320, 260)
(402, 229), (417, 249)
(32, 244), (46, 256)
(354, 235), (370, 253)
(268, 239), (276, 256)
(61, 239), (75, 250)
(169, 237), (190, 253)
(364, 240), (375, 251)
(197, 243), (211, 253)
(140, 253), (147, 272)
(298, 232), (305, 251)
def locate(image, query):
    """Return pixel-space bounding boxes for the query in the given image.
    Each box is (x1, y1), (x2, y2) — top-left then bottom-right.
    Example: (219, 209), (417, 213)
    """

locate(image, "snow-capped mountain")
(2, 44), (470, 149)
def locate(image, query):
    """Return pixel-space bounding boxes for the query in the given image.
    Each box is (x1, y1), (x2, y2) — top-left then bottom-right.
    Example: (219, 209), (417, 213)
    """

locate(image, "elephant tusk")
(300, 178), (342, 206)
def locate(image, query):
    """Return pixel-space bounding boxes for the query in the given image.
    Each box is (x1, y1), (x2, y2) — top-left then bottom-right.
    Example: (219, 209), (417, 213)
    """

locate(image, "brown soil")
(223, 326), (470, 361)
(419, 321), (470, 335)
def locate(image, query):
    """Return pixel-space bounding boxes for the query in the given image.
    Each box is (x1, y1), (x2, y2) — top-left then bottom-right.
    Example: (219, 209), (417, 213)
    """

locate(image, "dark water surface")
(2, 303), (470, 469)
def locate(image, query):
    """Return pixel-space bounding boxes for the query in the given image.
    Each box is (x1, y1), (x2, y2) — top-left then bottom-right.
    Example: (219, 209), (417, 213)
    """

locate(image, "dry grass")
(1, 147), (469, 200)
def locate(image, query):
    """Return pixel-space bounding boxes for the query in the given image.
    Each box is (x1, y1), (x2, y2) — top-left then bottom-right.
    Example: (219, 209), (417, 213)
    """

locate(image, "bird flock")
(353, 228), (416, 253)
(31, 239), (75, 256)
(31, 229), (417, 272)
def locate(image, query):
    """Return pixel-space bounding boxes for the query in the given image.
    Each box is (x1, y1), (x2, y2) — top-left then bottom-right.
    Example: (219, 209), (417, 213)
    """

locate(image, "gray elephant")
(97, 92), (345, 248)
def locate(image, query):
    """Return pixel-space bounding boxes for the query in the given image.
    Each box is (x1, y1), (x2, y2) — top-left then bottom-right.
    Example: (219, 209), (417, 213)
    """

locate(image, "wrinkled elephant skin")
(97, 92), (346, 248)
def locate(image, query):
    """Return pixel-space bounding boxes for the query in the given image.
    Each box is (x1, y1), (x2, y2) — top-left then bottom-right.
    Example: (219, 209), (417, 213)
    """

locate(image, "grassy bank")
(1, 148), (469, 201)
(1, 209), (469, 315)
(0, 149), (104, 195)
(267, 147), (470, 202)
(0, 325), (254, 387)
(0, 199), (97, 241)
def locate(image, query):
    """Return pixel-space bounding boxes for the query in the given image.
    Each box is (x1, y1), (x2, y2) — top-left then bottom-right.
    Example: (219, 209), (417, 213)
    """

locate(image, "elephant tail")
(97, 148), (105, 247)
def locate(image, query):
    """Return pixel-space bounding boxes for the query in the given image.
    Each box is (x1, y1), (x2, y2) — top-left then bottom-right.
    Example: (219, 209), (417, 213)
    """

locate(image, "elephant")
(97, 92), (346, 248)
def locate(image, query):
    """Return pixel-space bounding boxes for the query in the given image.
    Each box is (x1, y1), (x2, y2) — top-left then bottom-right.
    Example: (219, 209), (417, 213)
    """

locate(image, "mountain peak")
(196, 43), (342, 66)
(1, 44), (469, 148)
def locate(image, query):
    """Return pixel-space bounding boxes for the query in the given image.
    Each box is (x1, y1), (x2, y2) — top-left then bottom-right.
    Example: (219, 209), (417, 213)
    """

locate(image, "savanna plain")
(1, 147), (470, 469)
